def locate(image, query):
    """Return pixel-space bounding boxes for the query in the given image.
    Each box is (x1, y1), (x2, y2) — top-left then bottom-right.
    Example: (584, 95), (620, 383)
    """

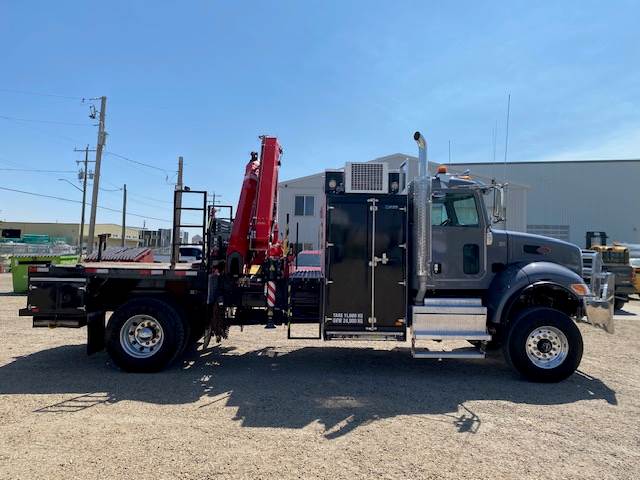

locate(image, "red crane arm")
(251, 136), (281, 254)
(225, 136), (282, 275)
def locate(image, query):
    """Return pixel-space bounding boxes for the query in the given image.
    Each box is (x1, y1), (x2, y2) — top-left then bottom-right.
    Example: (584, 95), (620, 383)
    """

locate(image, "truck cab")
(319, 132), (612, 382)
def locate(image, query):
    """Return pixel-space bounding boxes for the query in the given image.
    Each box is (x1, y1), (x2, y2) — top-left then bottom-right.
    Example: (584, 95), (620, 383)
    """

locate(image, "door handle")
(370, 252), (389, 267)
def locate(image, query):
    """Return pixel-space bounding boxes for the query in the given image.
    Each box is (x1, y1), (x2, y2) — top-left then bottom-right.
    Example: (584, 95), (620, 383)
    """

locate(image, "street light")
(58, 178), (86, 254)
(58, 178), (83, 193)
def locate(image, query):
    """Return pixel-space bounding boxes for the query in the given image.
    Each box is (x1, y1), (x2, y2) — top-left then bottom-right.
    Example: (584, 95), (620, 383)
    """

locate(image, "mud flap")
(87, 311), (106, 355)
(585, 273), (615, 334)
(203, 273), (227, 349)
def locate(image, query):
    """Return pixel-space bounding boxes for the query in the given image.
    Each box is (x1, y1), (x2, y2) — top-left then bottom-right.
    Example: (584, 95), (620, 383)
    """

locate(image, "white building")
(277, 154), (528, 250)
(447, 158), (640, 245)
(278, 155), (640, 250)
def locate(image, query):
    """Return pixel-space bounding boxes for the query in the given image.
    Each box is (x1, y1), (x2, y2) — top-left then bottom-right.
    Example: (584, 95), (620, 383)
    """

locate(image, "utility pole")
(73, 145), (96, 257)
(79, 145), (89, 254)
(121, 184), (127, 247)
(171, 156), (184, 266)
(87, 96), (107, 254)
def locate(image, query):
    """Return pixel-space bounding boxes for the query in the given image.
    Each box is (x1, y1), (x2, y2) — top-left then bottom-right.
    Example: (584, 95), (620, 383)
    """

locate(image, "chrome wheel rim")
(525, 325), (569, 369)
(120, 314), (164, 359)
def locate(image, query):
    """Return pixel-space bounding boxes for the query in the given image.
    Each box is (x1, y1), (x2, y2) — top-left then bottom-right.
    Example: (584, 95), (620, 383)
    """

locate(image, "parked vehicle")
(630, 257), (640, 295)
(179, 245), (203, 263)
(292, 250), (321, 273)
(19, 133), (614, 382)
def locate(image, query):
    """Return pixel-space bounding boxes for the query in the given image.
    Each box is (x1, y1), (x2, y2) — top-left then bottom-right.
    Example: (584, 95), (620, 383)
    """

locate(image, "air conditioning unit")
(345, 162), (389, 194)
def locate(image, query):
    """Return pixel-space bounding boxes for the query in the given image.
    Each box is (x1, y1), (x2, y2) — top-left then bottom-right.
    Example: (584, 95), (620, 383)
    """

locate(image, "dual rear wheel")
(106, 297), (190, 373)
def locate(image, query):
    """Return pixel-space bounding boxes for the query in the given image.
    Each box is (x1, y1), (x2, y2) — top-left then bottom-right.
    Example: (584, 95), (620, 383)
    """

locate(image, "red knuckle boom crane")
(225, 136), (283, 275)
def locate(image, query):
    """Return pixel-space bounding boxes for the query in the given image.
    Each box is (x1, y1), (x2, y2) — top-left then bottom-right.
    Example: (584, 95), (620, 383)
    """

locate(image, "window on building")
(294, 195), (315, 216)
(527, 225), (570, 242)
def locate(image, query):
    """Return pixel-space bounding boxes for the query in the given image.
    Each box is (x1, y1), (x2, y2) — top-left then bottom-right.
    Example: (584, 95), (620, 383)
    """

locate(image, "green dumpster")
(10, 254), (79, 293)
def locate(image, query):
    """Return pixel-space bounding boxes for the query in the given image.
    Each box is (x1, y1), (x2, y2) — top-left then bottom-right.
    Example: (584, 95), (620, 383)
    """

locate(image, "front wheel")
(614, 298), (626, 311)
(106, 297), (186, 372)
(503, 307), (583, 382)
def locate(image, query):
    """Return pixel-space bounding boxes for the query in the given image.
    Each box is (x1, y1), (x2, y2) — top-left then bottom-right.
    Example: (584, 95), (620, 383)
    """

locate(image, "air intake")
(345, 162), (388, 193)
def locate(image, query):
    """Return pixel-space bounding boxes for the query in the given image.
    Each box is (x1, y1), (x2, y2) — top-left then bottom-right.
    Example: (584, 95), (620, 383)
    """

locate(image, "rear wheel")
(503, 307), (583, 382)
(106, 297), (186, 372)
(614, 298), (626, 311)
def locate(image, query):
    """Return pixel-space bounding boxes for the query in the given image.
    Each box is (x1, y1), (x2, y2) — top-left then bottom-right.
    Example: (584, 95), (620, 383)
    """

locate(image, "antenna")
(448, 140), (451, 165)
(503, 93), (511, 184)
(492, 120), (497, 163)
(502, 93), (511, 230)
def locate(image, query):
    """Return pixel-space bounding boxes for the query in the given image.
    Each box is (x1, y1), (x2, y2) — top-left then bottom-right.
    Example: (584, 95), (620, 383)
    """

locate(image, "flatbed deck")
(80, 261), (200, 270)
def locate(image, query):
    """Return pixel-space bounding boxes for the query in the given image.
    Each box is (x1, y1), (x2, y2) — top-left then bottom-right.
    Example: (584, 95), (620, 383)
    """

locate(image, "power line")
(0, 185), (171, 223)
(0, 118), (83, 145)
(0, 88), (85, 100)
(0, 114), (92, 127)
(102, 180), (173, 205)
(99, 186), (123, 192)
(0, 168), (76, 173)
(105, 151), (173, 173)
(129, 192), (173, 204)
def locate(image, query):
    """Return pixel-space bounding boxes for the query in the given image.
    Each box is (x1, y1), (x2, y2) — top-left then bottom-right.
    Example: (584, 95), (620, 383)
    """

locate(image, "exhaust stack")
(413, 131), (432, 304)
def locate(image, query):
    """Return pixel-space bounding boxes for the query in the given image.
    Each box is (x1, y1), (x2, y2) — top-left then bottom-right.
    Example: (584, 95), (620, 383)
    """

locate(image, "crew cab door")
(431, 190), (488, 288)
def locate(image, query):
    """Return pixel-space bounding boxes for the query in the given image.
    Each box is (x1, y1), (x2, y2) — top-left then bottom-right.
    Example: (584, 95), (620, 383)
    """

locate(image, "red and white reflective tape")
(266, 281), (276, 307)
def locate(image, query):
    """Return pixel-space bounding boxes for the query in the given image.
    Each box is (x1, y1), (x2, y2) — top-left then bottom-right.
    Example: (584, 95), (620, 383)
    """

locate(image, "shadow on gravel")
(0, 344), (617, 437)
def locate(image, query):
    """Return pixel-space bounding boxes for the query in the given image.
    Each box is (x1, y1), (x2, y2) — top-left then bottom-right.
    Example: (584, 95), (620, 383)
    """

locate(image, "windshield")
(630, 258), (640, 268)
(296, 253), (321, 267)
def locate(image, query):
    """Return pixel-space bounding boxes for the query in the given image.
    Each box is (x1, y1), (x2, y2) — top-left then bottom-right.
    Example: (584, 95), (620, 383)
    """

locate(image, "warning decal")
(329, 312), (364, 324)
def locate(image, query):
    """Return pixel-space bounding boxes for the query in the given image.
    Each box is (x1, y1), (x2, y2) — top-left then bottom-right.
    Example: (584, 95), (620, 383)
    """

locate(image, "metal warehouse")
(278, 156), (640, 250)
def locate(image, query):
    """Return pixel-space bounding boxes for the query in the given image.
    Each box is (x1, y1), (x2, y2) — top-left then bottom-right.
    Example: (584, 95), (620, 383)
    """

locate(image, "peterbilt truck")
(19, 132), (613, 382)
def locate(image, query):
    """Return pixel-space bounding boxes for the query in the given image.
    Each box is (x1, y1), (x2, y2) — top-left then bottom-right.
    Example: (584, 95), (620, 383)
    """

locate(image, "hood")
(503, 230), (583, 276)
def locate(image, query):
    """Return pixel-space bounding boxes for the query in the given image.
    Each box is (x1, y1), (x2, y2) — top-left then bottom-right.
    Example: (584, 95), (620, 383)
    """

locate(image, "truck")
(585, 231), (636, 310)
(19, 132), (614, 382)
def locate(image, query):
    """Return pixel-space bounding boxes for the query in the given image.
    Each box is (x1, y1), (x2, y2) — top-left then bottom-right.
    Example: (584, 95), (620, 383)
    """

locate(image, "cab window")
(432, 192), (480, 227)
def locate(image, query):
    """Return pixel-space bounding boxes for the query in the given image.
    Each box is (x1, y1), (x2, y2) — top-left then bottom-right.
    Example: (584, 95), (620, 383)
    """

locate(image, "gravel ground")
(1, 272), (639, 480)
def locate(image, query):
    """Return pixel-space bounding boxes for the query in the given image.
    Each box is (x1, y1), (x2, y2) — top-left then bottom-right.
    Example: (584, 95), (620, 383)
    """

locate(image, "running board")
(413, 332), (491, 341)
(324, 330), (406, 341)
(411, 347), (485, 359)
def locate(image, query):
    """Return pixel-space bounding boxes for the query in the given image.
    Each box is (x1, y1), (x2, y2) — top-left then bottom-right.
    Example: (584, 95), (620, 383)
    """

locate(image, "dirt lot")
(0, 272), (639, 480)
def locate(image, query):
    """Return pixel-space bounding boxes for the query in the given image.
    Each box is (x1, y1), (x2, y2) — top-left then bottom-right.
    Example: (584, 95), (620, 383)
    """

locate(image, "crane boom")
(225, 136), (282, 275)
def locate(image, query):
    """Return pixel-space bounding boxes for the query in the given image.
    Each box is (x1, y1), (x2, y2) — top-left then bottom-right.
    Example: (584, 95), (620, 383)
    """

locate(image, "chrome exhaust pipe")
(413, 131), (431, 304)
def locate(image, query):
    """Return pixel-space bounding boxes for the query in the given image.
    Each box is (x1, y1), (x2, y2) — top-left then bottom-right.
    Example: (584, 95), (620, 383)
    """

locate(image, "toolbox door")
(324, 196), (370, 330)
(371, 196), (406, 330)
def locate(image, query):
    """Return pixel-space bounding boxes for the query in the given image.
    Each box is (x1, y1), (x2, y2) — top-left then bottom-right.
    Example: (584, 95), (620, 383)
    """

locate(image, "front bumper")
(584, 272), (615, 333)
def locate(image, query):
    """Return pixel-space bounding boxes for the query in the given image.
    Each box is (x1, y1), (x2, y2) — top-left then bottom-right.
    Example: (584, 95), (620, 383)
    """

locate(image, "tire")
(106, 297), (186, 373)
(503, 307), (583, 383)
(614, 298), (626, 311)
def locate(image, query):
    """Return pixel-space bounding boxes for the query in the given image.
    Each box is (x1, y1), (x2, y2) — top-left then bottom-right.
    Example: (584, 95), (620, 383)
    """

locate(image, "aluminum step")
(411, 347), (486, 359)
(413, 332), (492, 341)
(412, 297), (490, 341)
(324, 330), (405, 341)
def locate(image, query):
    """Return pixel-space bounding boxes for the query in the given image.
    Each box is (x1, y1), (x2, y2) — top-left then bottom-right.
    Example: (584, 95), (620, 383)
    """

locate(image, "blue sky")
(1, 0), (638, 229)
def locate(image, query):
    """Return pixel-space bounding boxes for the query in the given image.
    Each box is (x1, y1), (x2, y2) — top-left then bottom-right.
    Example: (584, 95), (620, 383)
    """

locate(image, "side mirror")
(492, 186), (506, 223)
